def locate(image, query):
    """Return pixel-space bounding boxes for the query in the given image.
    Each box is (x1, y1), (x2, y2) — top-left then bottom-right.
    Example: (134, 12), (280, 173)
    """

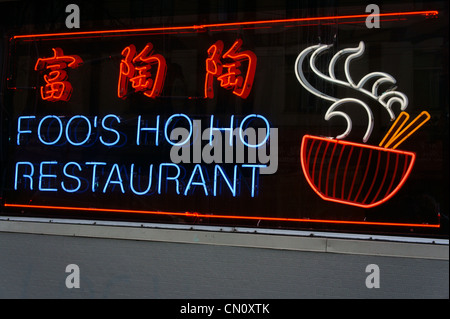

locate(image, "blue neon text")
(14, 161), (265, 197)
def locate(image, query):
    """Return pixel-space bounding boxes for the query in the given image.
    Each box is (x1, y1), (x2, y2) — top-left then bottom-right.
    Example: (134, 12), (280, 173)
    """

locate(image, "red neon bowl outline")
(300, 135), (416, 208)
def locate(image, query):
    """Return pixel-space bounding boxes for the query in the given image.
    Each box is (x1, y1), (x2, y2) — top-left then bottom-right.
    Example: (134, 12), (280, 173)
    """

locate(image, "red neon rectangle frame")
(4, 10), (441, 229)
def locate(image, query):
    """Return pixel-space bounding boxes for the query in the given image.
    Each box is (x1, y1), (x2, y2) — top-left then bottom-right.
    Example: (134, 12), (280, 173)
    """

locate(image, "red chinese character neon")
(204, 39), (257, 99)
(34, 48), (83, 102)
(118, 43), (167, 99)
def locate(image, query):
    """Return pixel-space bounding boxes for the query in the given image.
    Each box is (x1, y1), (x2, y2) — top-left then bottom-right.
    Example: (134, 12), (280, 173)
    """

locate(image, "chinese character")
(34, 48), (83, 102)
(118, 43), (167, 99)
(204, 39), (257, 99)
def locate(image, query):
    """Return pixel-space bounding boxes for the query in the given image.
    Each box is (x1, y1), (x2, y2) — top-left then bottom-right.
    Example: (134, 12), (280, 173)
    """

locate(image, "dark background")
(1, 0), (448, 238)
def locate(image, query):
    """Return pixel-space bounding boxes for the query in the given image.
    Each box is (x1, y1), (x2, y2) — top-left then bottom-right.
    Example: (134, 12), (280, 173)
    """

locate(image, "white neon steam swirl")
(325, 98), (374, 142)
(294, 44), (337, 103)
(295, 41), (409, 143)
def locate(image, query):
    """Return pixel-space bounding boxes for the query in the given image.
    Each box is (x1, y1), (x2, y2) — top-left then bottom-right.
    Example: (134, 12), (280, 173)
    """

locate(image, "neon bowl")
(300, 135), (416, 208)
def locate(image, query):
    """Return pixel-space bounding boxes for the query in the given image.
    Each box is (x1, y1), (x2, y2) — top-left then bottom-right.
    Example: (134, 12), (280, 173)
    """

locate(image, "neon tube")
(300, 135), (416, 208)
(11, 11), (438, 41)
(3, 203), (440, 228)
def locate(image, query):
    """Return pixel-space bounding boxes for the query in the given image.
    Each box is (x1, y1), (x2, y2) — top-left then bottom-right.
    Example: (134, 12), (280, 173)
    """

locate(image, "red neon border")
(5, 10), (440, 229)
(3, 203), (440, 228)
(11, 11), (438, 41)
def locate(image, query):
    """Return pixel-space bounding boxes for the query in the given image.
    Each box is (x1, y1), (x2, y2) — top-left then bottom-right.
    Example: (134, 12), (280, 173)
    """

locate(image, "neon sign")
(14, 113), (273, 198)
(379, 111), (431, 149)
(4, 10), (443, 232)
(14, 161), (263, 198)
(35, 40), (255, 102)
(300, 135), (416, 208)
(205, 39), (257, 99)
(295, 41), (431, 208)
(118, 43), (167, 99)
(295, 41), (409, 143)
(34, 48), (83, 102)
